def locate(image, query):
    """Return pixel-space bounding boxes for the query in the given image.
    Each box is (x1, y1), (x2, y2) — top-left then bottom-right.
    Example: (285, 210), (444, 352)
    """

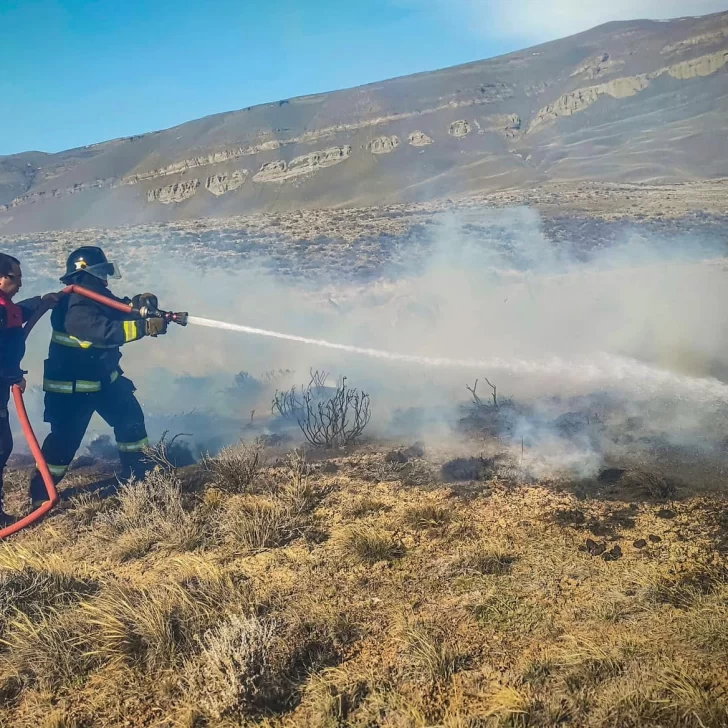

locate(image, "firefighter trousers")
(29, 376), (149, 502)
(0, 386), (12, 510)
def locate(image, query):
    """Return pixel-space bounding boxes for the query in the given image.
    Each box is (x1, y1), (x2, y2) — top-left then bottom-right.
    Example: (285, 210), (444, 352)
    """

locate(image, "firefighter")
(28, 246), (167, 509)
(0, 253), (61, 525)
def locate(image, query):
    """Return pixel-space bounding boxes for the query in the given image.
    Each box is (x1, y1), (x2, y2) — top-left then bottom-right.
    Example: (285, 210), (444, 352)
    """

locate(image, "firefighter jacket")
(43, 278), (145, 395)
(0, 291), (42, 386)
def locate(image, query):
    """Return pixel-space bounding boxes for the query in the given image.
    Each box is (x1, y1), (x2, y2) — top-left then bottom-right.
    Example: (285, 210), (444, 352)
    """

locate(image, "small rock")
(585, 538), (606, 556)
(602, 546), (622, 562)
(656, 509), (676, 519)
(648, 534), (662, 543)
(633, 539), (647, 549)
(320, 461), (339, 474)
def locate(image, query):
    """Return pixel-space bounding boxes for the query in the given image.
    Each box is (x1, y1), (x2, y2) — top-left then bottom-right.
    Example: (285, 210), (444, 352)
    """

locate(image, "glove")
(144, 316), (167, 337)
(41, 292), (64, 308)
(132, 292), (159, 311)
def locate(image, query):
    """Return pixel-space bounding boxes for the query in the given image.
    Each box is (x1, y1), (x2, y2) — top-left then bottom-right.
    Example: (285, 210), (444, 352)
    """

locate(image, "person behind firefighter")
(0, 254), (62, 525)
(28, 246), (167, 509)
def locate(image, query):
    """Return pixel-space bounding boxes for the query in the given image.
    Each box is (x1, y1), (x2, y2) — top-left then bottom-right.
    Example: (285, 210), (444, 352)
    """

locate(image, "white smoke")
(10, 205), (728, 483)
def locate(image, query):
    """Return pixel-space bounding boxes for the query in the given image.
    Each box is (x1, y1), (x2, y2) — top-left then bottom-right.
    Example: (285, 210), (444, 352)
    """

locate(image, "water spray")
(187, 316), (728, 403)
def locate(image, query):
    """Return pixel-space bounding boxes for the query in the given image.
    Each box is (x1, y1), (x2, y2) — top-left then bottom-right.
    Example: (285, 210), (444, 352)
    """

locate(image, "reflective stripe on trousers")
(117, 437), (149, 453)
(43, 370), (120, 394)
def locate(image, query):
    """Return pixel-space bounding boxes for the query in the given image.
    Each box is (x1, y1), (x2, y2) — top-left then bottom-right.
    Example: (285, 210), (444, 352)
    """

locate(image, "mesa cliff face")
(1, 11), (726, 233)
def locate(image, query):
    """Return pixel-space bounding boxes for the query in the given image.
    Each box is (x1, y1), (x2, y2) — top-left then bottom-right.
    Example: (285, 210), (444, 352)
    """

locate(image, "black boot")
(0, 510), (15, 527)
(29, 469), (52, 511)
(0, 487), (16, 527)
(118, 451), (152, 483)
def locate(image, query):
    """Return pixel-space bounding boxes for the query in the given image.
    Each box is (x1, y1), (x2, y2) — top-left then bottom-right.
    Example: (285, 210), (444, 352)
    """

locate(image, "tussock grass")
(302, 667), (369, 728)
(218, 451), (323, 553)
(624, 470), (678, 500)
(470, 592), (544, 632)
(0, 608), (92, 692)
(280, 595), (358, 677)
(345, 495), (388, 519)
(65, 491), (112, 528)
(556, 635), (632, 692)
(371, 457), (436, 487)
(401, 621), (461, 683)
(339, 526), (403, 564)
(221, 495), (301, 552)
(483, 686), (533, 727)
(639, 562), (727, 608)
(173, 555), (253, 615)
(591, 662), (728, 728)
(681, 601), (728, 656)
(79, 581), (201, 671)
(402, 503), (451, 530)
(455, 544), (516, 576)
(0, 546), (96, 637)
(95, 469), (208, 558)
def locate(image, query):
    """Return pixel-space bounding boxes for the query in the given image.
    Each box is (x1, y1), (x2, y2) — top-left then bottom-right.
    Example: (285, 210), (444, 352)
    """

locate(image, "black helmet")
(61, 246), (121, 284)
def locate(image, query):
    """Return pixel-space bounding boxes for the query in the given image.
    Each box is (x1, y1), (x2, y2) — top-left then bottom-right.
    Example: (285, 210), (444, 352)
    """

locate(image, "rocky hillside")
(1, 11), (726, 234)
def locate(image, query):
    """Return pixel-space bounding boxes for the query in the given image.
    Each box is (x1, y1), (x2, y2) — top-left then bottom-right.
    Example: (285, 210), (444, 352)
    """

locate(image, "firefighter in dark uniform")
(29, 246), (167, 508)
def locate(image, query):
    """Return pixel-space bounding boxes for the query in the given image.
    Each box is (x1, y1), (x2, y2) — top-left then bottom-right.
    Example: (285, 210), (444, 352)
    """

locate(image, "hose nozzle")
(168, 311), (188, 326)
(137, 305), (188, 327)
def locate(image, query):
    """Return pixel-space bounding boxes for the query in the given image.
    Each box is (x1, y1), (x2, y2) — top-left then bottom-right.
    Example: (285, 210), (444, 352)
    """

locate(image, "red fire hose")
(0, 285), (150, 540)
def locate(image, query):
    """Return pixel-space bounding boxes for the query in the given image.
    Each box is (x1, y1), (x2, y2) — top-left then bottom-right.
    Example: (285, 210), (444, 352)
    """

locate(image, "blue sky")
(1, 0), (726, 155)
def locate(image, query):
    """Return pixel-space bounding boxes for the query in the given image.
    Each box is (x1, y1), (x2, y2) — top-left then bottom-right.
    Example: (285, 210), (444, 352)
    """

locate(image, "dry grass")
(401, 621), (461, 683)
(93, 468), (208, 559)
(202, 440), (265, 495)
(338, 526), (404, 564)
(402, 503), (452, 530)
(1, 445), (727, 727)
(79, 581), (199, 671)
(218, 454), (322, 553)
(455, 544), (516, 576)
(0, 546), (96, 638)
(0, 608), (92, 693)
(680, 600), (728, 656)
(344, 495), (388, 519)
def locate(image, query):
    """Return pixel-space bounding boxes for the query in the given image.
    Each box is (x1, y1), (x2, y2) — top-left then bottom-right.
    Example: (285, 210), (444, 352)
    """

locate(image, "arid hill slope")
(0, 11), (726, 233)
